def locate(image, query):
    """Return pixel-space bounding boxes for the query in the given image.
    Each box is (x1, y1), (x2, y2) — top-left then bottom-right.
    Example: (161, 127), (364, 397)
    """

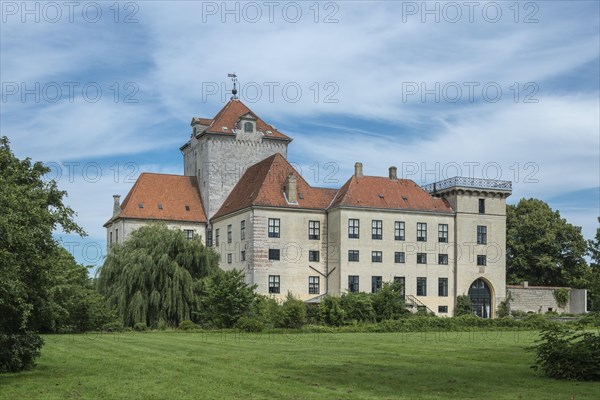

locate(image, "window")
(215, 229), (219, 246)
(477, 255), (487, 266)
(241, 250), (246, 261)
(348, 219), (360, 239)
(207, 229), (213, 247)
(417, 253), (427, 264)
(372, 220), (383, 240)
(240, 220), (245, 240)
(438, 254), (449, 265)
(394, 251), (405, 263)
(417, 223), (427, 242)
(372, 251), (382, 263)
(477, 226), (487, 245)
(309, 276), (320, 294)
(227, 253), (232, 264)
(348, 276), (359, 293)
(438, 278), (448, 297)
(417, 277), (427, 296)
(227, 224), (232, 243)
(309, 250), (320, 262)
(438, 306), (448, 313)
(371, 276), (382, 293)
(395, 221), (405, 241)
(308, 220), (320, 240)
(348, 250), (359, 262)
(479, 198), (485, 214)
(268, 218), (280, 238)
(394, 276), (406, 296)
(109, 231), (113, 246)
(438, 224), (448, 243)
(186, 229), (194, 240)
(244, 121), (253, 132)
(115, 229), (119, 243)
(269, 249), (280, 261)
(269, 275), (280, 294)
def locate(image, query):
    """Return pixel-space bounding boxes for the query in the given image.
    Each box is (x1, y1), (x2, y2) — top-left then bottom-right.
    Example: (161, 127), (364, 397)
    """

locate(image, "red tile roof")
(328, 175), (453, 213)
(213, 154), (337, 219)
(202, 100), (291, 140)
(191, 117), (212, 126)
(105, 173), (207, 225)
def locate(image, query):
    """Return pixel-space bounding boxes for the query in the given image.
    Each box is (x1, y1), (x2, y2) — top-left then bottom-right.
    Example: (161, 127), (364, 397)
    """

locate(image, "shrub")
(511, 310), (527, 318)
(319, 296), (346, 326)
(178, 320), (197, 331)
(133, 322), (148, 332)
(531, 327), (600, 381)
(236, 316), (264, 332)
(281, 293), (306, 329)
(340, 292), (375, 323)
(455, 295), (472, 316)
(497, 292), (512, 318)
(372, 281), (409, 321)
(0, 333), (44, 373)
(577, 312), (600, 327)
(101, 321), (125, 332)
(553, 288), (570, 309)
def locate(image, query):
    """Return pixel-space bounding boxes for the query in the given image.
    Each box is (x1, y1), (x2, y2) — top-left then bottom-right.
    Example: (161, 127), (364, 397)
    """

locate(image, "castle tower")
(180, 99), (292, 219)
(424, 177), (512, 318)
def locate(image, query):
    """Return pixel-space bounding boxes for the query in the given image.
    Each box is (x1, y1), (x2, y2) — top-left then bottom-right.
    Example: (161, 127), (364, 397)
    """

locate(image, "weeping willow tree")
(97, 224), (219, 328)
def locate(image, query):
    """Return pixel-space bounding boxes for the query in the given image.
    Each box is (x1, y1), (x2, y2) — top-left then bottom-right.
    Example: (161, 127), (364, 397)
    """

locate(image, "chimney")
(389, 166), (398, 180)
(113, 195), (121, 217)
(285, 174), (297, 203)
(354, 162), (363, 177)
(523, 281), (529, 288)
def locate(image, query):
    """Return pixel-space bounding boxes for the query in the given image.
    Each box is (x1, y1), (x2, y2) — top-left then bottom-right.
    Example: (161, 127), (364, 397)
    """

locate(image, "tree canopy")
(97, 224), (219, 328)
(0, 136), (85, 372)
(506, 198), (588, 287)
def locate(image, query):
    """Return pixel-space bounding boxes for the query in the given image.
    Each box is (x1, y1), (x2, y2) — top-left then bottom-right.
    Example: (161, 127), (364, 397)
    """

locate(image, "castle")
(104, 98), (514, 317)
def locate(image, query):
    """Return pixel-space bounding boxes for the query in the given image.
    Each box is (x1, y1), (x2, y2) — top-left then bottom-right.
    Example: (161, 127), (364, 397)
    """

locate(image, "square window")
(394, 251), (405, 263)
(438, 278), (448, 297)
(309, 220), (320, 240)
(438, 254), (449, 265)
(417, 277), (427, 296)
(372, 251), (382, 263)
(438, 306), (448, 313)
(438, 224), (448, 243)
(227, 253), (232, 264)
(309, 276), (320, 294)
(348, 250), (359, 262)
(477, 255), (487, 266)
(185, 229), (195, 240)
(417, 253), (427, 264)
(269, 249), (280, 261)
(268, 218), (280, 238)
(348, 276), (359, 293)
(348, 219), (359, 239)
(309, 250), (320, 262)
(395, 221), (405, 241)
(417, 223), (427, 242)
(372, 220), (383, 240)
(269, 275), (280, 294)
(477, 225), (487, 245)
(371, 276), (382, 293)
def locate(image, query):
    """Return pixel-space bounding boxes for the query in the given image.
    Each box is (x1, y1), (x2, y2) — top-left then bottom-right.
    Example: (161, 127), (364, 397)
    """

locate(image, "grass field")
(1, 330), (598, 399)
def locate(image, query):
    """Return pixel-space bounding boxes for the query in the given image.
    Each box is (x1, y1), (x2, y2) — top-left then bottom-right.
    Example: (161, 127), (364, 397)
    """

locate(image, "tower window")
(244, 121), (253, 132)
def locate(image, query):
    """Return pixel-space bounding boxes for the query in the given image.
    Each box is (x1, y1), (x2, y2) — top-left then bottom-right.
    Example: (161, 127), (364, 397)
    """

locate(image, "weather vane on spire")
(228, 73), (238, 100)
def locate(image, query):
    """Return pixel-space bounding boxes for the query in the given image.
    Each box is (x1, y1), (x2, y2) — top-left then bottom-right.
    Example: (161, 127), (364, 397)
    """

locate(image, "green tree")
(455, 295), (472, 316)
(586, 218), (600, 311)
(371, 281), (408, 321)
(200, 269), (257, 328)
(281, 292), (307, 329)
(340, 292), (375, 323)
(506, 198), (588, 286)
(0, 136), (85, 372)
(319, 295), (346, 326)
(97, 224), (219, 328)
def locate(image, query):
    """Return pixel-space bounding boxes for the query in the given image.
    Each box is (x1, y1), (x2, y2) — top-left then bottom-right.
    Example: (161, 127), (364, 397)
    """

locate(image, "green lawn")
(1, 330), (598, 399)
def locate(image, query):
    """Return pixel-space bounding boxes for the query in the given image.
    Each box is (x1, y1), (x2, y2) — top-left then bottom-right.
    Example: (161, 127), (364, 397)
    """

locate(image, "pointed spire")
(228, 73), (238, 100)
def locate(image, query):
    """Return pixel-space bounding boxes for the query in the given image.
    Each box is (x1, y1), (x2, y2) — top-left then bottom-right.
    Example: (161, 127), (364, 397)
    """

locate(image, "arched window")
(244, 122), (253, 132)
(468, 279), (492, 318)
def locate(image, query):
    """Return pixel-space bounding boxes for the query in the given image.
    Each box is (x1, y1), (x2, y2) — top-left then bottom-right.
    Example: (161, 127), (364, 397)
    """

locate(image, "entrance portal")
(468, 279), (492, 318)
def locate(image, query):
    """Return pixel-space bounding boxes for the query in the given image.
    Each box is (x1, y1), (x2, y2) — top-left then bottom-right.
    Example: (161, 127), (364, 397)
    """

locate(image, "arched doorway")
(468, 279), (492, 318)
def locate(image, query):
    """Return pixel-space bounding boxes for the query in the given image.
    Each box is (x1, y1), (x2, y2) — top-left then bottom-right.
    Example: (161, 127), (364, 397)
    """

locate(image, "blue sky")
(1, 1), (599, 269)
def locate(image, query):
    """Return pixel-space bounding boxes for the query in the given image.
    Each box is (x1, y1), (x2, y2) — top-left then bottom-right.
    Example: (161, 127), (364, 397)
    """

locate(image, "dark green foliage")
(531, 327), (600, 381)
(97, 224), (219, 328)
(586, 218), (600, 311)
(371, 281), (409, 321)
(340, 292), (375, 323)
(178, 320), (197, 331)
(497, 292), (512, 318)
(553, 288), (570, 309)
(236, 316), (265, 332)
(0, 136), (84, 372)
(251, 295), (284, 328)
(507, 199), (588, 287)
(133, 322), (148, 332)
(454, 295), (472, 316)
(319, 295), (346, 326)
(200, 269), (257, 328)
(281, 293), (307, 329)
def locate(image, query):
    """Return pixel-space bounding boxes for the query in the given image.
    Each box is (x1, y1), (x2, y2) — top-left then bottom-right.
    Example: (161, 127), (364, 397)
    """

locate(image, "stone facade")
(507, 283), (588, 314)
(106, 218), (206, 248)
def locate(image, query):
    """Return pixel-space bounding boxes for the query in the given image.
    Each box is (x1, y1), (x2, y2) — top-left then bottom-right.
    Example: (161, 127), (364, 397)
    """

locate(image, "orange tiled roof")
(202, 100), (291, 140)
(191, 117), (213, 126)
(213, 154), (337, 219)
(328, 175), (453, 213)
(105, 173), (207, 225)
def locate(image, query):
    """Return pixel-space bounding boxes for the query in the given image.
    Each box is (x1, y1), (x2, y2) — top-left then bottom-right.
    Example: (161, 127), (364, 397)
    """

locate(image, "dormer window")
(244, 121), (253, 133)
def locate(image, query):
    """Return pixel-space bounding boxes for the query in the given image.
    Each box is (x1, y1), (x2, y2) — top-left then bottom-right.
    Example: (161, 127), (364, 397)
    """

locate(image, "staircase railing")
(405, 294), (436, 314)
